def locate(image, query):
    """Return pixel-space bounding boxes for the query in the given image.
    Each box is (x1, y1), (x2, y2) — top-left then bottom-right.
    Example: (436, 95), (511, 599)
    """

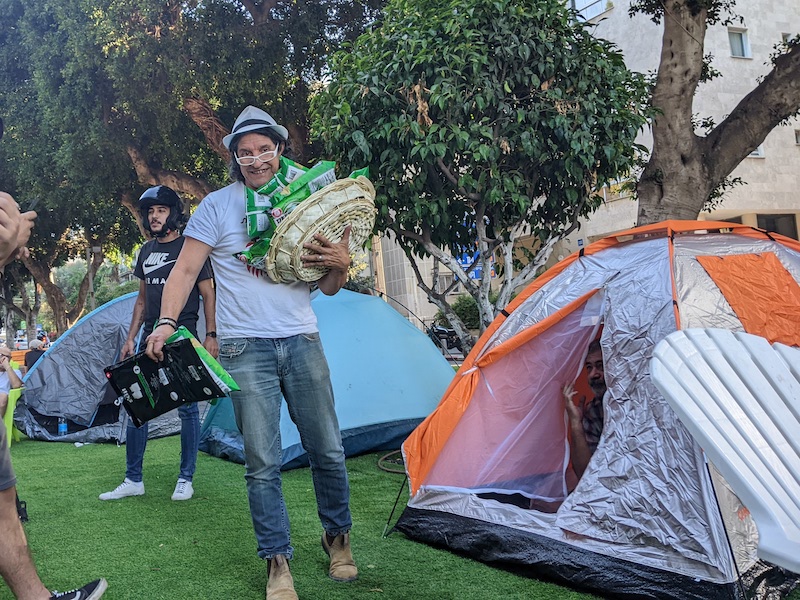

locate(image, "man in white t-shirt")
(145, 106), (355, 600)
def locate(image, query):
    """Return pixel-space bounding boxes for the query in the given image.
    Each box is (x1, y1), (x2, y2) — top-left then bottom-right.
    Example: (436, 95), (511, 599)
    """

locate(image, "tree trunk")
(21, 249), (104, 336)
(637, 2), (710, 224)
(638, 2), (800, 225)
(183, 97), (229, 161)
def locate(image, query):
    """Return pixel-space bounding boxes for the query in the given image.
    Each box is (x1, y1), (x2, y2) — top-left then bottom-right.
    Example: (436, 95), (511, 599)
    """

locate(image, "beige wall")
(564, 0), (800, 251)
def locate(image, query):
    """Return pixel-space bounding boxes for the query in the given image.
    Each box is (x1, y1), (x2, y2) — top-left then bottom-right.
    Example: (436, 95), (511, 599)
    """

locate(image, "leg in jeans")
(281, 333), (352, 536)
(219, 338), (291, 560)
(125, 421), (148, 483)
(125, 335), (150, 484)
(177, 402), (199, 481)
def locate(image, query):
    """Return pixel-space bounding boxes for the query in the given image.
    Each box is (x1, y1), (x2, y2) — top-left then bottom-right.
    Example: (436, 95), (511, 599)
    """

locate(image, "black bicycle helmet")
(138, 185), (187, 237)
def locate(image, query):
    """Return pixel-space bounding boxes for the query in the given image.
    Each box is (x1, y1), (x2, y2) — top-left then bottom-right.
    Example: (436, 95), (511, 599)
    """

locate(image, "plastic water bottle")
(57, 417), (67, 436)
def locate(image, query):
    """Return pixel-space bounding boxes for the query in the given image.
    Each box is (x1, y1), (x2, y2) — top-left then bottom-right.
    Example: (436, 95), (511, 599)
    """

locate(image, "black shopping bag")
(104, 338), (227, 428)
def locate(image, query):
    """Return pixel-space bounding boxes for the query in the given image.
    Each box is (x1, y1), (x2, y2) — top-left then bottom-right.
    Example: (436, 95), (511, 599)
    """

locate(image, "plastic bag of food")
(166, 327), (240, 393)
(245, 156), (308, 238)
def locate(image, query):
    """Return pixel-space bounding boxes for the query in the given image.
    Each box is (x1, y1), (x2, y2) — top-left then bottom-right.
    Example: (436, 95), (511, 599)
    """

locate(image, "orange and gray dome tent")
(396, 221), (800, 600)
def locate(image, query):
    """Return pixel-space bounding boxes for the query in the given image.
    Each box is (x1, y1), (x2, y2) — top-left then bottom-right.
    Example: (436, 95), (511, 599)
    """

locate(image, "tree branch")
(126, 145), (214, 204)
(704, 43), (800, 184)
(183, 97), (229, 161)
(237, 0), (280, 26)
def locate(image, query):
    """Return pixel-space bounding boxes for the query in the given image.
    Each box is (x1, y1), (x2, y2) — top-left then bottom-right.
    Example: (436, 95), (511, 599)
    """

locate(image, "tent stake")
(382, 476), (408, 539)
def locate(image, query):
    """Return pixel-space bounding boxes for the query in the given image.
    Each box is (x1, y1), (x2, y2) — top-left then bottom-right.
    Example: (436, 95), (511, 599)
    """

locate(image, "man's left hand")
(301, 225), (351, 273)
(202, 336), (219, 359)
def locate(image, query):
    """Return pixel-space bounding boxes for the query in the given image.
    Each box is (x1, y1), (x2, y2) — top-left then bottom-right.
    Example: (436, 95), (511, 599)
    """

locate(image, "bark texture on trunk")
(637, 2), (800, 225)
(637, 2), (711, 224)
(183, 97), (229, 161)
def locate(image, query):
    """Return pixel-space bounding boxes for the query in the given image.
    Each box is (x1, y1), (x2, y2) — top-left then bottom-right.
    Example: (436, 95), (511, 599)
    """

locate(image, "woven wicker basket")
(265, 176), (377, 283)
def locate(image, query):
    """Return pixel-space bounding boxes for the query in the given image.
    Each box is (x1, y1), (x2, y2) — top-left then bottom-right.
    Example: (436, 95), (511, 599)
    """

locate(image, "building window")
(748, 145), (765, 158)
(757, 214), (799, 240)
(570, 0), (610, 20)
(435, 271), (461, 294)
(728, 29), (751, 58)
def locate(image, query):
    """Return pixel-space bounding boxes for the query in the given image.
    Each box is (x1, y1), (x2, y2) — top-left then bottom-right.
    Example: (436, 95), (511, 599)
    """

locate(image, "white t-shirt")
(184, 181), (318, 338)
(0, 369), (22, 394)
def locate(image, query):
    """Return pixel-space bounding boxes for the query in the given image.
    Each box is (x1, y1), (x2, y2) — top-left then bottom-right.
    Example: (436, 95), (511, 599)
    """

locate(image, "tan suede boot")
(321, 532), (359, 582)
(266, 555), (298, 600)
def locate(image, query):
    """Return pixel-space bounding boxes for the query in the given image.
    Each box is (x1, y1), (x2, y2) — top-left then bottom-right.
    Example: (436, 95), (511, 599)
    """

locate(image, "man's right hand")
(145, 324), (173, 362)
(119, 339), (136, 360)
(563, 384), (585, 425)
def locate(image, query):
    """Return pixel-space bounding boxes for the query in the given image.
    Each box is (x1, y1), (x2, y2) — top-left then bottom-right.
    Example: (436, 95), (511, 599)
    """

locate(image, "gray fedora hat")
(222, 105), (289, 149)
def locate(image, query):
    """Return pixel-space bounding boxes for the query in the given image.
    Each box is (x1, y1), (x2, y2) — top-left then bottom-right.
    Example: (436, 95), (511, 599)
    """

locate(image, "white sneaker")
(171, 479), (194, 501)
(99, 478), (144, 501)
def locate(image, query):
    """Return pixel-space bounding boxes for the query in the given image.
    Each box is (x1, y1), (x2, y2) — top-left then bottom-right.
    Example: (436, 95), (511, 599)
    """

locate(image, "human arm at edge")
(197, 277), (218, 358)
(145, 237), (212, 361)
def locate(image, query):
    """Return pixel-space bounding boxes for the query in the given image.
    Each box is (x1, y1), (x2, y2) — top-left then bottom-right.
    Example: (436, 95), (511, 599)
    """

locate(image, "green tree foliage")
(0, 0), (383, 333)
(434, 293), (496, 330)
(312, 0), (652, 349)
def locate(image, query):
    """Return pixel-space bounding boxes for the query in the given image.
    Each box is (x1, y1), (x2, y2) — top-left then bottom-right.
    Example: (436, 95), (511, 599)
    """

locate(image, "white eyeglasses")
(235, 148), (279, 166)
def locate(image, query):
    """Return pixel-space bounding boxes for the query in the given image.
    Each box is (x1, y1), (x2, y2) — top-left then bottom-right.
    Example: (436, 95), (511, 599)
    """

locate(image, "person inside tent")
(563, 340), (606, 481)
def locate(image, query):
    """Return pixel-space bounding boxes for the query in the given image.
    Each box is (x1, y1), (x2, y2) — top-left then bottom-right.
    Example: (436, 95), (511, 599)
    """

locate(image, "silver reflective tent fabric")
(398, 225), (800, 599)
(16, 293), (191, 442)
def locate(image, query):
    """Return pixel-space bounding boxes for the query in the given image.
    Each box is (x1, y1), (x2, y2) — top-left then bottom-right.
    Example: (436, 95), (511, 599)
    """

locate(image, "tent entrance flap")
(697, 252), (800, 346)
(420, 294), (601, 502)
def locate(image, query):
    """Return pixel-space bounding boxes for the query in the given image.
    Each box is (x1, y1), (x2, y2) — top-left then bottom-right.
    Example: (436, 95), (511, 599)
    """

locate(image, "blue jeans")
(218, 333), (351, 560)
(125, 402), (200, 483)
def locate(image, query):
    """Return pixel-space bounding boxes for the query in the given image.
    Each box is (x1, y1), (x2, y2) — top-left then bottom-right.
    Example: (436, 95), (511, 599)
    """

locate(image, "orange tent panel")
(697, 252), (800, 347)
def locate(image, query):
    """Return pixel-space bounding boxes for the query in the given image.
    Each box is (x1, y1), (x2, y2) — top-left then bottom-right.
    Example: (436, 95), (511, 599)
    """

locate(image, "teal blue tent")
(199, 289), (454, 468)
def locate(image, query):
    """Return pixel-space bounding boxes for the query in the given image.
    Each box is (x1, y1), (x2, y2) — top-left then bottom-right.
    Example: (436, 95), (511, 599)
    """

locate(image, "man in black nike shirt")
(99, 186), (217, 503)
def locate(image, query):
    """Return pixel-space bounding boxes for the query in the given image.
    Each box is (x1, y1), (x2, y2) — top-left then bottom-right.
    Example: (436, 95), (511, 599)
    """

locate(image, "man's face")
(235, 132), (282, 190)
(147, 205), (171, 234)
(0, 349), (11, 372)
(585, 350), (606, 399)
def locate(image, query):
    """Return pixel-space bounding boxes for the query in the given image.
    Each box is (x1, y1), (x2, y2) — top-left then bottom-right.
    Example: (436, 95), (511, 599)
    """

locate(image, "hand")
(144, 324), (173, 362)
(16, 211), (36, 253)
(202, 335), (219, 359)
(120, 339), (136, 361)
(301, 225), (351, 272)
(0, 354), (9, 371)
(563, 384), (585, 424)
(0, 192), (36, 268)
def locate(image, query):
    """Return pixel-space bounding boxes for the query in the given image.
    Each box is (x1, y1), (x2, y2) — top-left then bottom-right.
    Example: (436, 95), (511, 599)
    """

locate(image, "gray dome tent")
(16, 292), (194, 442)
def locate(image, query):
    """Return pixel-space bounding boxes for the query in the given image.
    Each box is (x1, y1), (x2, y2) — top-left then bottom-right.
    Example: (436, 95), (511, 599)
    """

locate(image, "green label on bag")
(166, 327), (240, 393)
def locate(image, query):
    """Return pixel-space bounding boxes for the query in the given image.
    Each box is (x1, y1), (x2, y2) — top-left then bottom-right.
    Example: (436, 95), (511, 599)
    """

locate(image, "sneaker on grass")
(171, 478), (193, 501)
(50, 577), (108, 599)
(98, 478), (144, 501)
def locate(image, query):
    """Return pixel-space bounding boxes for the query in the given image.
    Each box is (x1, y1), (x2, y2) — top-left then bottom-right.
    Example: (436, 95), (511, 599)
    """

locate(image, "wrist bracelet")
(155, 317), (178, 331)
(205, 331), (217, 338)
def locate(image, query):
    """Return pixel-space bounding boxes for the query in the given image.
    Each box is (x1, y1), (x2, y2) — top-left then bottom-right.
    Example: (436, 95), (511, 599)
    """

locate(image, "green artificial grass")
(6, 437), (799, 600)
(4, 436), (596, 600)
